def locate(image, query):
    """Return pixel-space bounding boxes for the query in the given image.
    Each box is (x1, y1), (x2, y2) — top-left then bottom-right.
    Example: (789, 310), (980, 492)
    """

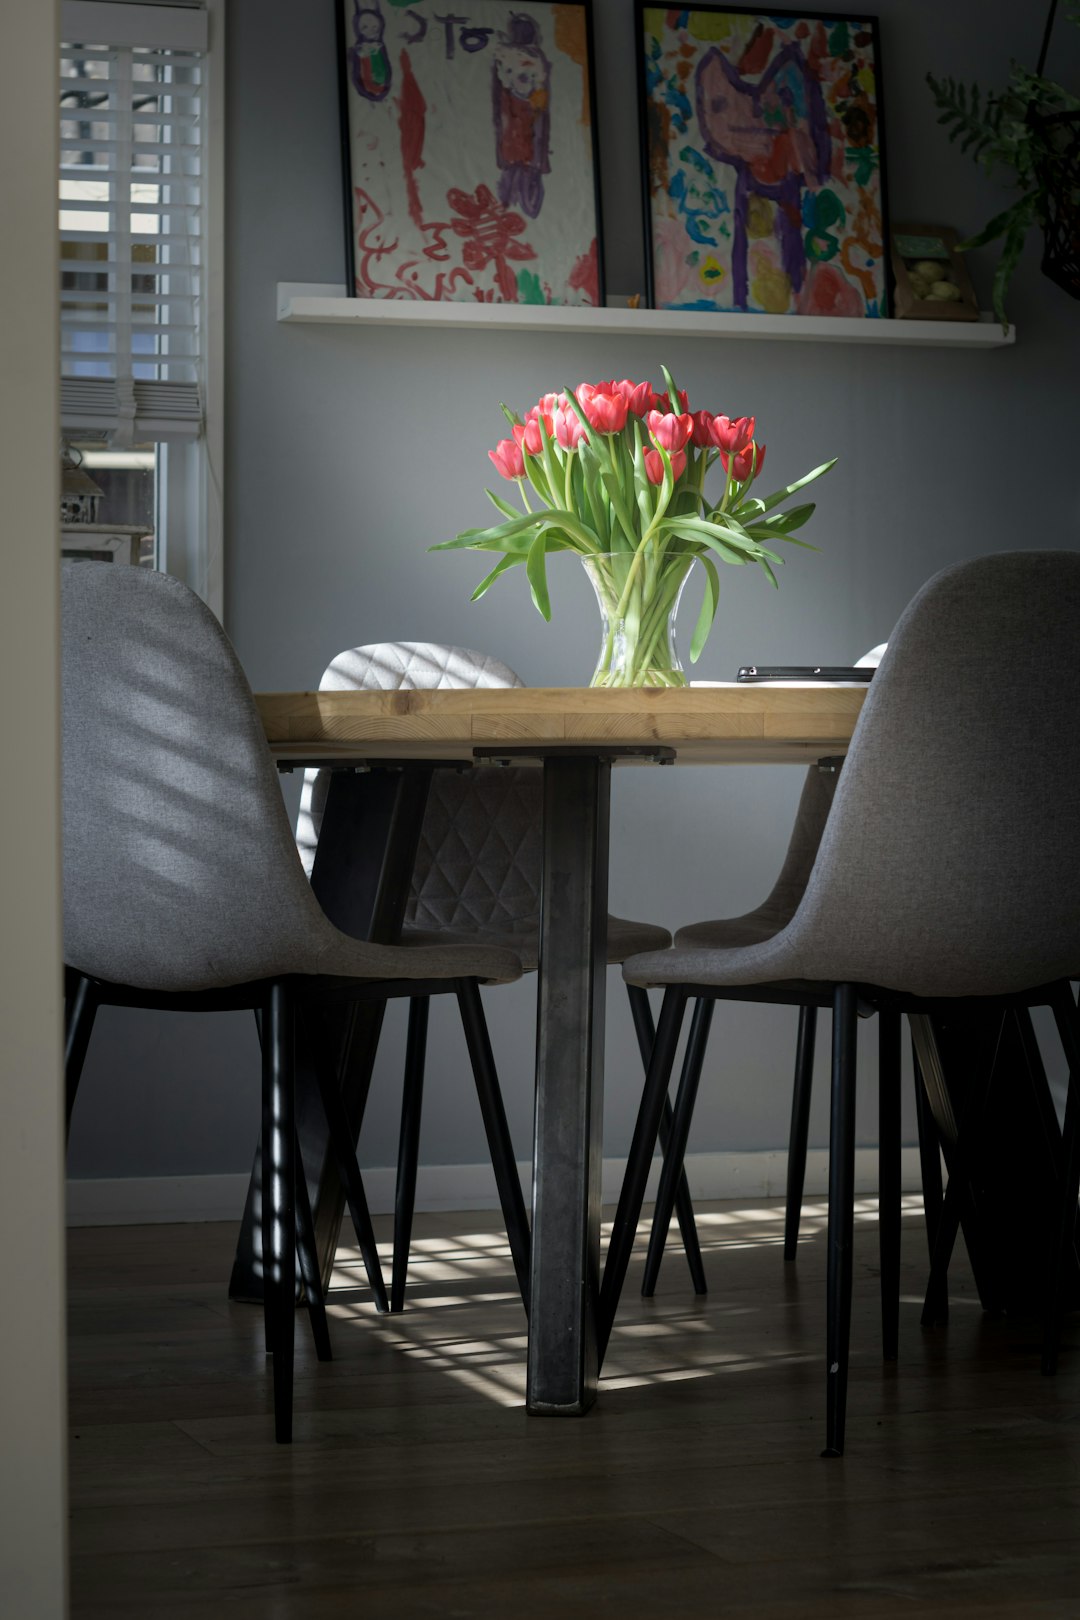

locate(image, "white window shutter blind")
(60, 3), (207, 444)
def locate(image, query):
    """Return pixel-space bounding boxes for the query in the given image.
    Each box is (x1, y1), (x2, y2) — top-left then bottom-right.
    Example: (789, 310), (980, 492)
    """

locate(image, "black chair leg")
(391, 996), (429, 1312)
(878, 1008), (902, 1363)
(307, 1014), (390, 1314)
(784, 1004), (817, 1261)
(626, 985), (707, 1295)
(456, 981), (531, 1313)
(598, 987), (689, 1364)
(293, 1132), (332, 1363)
(919, 1019), (1004, 1327)
(64, 967), (98, 1143)
(912, 1031), (947, 1322)
(1043, 983), (1080, 1374)
(824, 983), (858, 1458)
(920, 1178), (963, 1325)
(642, 998), (714, 1297)
(262, 981), (296, 1444)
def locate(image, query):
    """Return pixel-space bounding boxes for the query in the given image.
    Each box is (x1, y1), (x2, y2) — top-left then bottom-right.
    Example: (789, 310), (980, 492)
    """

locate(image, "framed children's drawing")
(337, 0), (604, 305)
(636, 4), (890, 317)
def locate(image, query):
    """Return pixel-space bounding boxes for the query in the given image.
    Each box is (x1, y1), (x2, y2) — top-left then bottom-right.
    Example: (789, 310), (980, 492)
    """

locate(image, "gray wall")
(67, 0), (1080, 1183)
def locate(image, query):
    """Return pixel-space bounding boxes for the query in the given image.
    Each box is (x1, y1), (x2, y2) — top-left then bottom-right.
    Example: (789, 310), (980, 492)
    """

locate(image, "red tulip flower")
(647, 410), (694, 453)
(720, 440), (766, 482)
(576, 383), (629, 434)
(651, 386), (690, 414)
(489, 438), (525, 480)
(711, 414), (756, 455)
(690, 410), (715, 448)
(644, 446), (687, 485)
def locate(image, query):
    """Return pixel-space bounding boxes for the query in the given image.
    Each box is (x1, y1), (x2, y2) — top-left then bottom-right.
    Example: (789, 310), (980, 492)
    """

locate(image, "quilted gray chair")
(605, 551), (1080, 1456)
(61, 565), (523, 1443)
(298, 641), (691, 1312)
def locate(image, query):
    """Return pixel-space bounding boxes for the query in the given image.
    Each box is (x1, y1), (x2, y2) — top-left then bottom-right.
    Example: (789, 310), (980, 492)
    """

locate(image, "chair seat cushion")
(317, 933), (522, 986)
(402, 914), (671, 973)
(674, 913), (786, 950)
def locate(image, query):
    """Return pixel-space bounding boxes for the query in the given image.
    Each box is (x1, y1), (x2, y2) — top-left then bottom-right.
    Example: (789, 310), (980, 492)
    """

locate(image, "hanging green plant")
(927, 0), (1080, 328)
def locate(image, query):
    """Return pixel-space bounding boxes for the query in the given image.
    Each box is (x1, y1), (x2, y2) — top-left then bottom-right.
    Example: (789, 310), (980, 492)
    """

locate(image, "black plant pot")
(1034, 108), (1080, 300)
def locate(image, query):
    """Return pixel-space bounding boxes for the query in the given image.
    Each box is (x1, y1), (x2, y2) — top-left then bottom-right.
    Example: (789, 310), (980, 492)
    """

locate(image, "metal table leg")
(526, 754), (611, 1414)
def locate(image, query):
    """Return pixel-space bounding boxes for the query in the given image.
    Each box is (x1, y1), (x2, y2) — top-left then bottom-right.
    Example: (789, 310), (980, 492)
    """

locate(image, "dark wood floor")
(68, 1197), (1080, 1617)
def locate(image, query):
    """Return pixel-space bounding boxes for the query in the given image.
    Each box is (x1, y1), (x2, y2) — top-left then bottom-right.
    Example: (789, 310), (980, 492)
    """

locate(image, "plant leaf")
(730, 458), (836, 518)
(658, 515), (760, 555)
(526, 531), (552, 620)
(747, 501), (816, 535)
(958, 193), (1035, 251)
(991, 204), (1035, 330)
(485, 486), (523, 521)
(690, 556), (720, 663)
(470, 553), (525, 601)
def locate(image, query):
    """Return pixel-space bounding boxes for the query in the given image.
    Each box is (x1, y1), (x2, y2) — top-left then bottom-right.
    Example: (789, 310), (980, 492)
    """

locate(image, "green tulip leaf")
(658, 515), (758, 556)
(485, 486), (524, 522)
(736, 459), (837, 518)
(690, 556), (720, 663)
(748, 501), (816, 534)
(470, 553), (525, 601)
(526, 530), (552, 620)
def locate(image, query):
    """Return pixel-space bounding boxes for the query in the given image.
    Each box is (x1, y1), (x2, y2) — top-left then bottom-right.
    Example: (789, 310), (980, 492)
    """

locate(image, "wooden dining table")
(231, 683), (868, 1415)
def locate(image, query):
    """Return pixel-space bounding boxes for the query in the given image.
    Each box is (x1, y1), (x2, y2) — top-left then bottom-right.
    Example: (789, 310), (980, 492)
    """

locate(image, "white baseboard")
(65, 1147), (923, 1227)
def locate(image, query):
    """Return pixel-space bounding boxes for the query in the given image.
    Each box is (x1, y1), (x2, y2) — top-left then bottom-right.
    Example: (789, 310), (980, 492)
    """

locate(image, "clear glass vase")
(583, 552), (695, 688)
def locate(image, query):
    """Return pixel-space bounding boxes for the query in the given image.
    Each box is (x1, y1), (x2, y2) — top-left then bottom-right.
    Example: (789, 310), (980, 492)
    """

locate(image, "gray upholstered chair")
(61, 565), (524, 1443)
(605, 551), (1080, 1455)
(642, 642), (938, 1299)
(297, 641), (696, 1312)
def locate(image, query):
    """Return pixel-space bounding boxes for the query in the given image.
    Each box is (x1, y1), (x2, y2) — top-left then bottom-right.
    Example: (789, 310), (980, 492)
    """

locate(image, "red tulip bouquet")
(433, 366), (835, 687)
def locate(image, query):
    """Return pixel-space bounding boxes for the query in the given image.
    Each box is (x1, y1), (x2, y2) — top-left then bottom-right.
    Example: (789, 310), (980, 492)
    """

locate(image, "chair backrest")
(62, 563), (345, 991)
(749, 648), (885, 933)
(298, 643), (543, 934)
(781, 552), (1080, 996)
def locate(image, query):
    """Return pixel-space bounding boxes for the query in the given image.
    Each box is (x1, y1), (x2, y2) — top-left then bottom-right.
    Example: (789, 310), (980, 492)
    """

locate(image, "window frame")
(59, 0), (225, 619)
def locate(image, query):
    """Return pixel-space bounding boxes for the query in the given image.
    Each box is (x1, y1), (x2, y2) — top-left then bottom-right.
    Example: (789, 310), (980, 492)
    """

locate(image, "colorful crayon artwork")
(339, 0), (602, 304)
(639, 7), (889, 317)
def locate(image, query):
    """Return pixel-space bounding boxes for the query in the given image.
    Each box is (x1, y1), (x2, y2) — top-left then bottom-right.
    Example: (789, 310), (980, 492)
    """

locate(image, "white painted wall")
(0, 2), (68, 1614)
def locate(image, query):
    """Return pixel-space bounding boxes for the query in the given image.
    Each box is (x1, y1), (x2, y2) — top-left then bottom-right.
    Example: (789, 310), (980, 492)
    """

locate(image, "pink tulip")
(532, 392), (563, 420)
(647, 410), (694, 452)
(576, 384), (629, 434)
(613, 378), (654, 416)
(644, 446), (688, 485)
(711, 414), (756, 455)
(489, 438), (525, 480)
(513, 412), (552, 456)
(720, 440), (766, 482)
(554, 404), (587, 450)
(489, 438), (526, 480)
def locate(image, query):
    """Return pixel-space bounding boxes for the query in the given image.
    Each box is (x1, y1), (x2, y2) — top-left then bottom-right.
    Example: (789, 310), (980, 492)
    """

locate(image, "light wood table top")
(257, 682), (867, 766)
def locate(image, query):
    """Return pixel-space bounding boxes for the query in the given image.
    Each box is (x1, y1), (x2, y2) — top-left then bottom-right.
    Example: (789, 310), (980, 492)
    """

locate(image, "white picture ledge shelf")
(277, 283), (1015, 349)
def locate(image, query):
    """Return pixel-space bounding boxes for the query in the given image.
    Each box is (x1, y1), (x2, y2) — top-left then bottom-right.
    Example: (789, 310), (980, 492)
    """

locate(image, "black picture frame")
(637, 3), (893, 319)
(336, 0), (606, 307)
